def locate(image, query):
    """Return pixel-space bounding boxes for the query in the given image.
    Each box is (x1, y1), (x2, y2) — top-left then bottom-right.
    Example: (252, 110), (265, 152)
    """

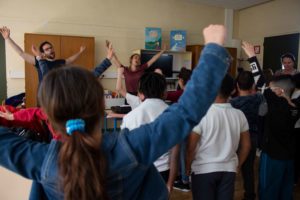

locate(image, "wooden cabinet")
(24, 34), (94, 107)
(186, 45), (203, 69)
(186, 45), (237, 77)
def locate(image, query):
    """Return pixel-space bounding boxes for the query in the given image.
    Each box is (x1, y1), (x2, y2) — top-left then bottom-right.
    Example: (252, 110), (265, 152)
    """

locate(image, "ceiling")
(186, 0), (273, 10)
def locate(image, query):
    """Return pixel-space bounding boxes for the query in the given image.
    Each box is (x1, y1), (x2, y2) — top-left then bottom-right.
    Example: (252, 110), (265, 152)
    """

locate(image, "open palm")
(0, 26), (10, 39)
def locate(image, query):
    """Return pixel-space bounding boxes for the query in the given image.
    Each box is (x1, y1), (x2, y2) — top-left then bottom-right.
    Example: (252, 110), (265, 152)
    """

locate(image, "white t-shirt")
(125, 93), (141, 110)
(121, 98), (170, 172)
(191, 103), (249, 174)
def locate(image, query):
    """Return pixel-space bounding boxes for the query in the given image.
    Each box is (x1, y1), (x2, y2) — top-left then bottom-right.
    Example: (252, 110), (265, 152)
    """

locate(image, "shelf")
(133, 49), (192, 71)
(136, 49), (192, 54)
(133, 49), (191, 54)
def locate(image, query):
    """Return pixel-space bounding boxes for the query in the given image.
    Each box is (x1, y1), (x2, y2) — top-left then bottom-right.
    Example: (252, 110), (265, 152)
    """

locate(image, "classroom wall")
(0, 0), (224, 96)
(234, 0), (300, 70)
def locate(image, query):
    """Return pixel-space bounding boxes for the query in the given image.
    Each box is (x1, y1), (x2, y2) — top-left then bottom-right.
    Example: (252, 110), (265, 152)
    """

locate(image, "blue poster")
(145, 27), (162, 50)
(170, 30), (186, 51)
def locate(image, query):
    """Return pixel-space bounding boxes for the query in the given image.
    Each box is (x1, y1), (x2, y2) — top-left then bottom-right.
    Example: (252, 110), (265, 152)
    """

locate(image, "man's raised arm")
(0, 26), (35, 65)
(65, 46), (86, 65)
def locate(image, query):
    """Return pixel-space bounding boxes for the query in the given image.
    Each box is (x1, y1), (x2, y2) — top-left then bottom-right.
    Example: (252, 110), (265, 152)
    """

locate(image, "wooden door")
(186, 45), (237, 77)
(186, 45), (203, 69)
(24, 34), (61, 107)
(25, 34), (95, 107)
(227, 47), (237, 77)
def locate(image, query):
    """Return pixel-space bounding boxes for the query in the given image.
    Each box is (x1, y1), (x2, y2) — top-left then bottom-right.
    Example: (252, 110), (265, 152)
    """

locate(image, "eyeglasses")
(43, 46), (53, 51)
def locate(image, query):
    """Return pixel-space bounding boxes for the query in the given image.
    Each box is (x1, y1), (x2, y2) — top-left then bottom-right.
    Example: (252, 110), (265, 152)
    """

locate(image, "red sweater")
(12, 108), (60, 140)
(166, 90), (184, 103)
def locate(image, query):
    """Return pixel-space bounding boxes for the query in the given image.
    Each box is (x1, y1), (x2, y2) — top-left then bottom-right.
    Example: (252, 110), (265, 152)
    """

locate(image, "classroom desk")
(104, 111), (126, 132)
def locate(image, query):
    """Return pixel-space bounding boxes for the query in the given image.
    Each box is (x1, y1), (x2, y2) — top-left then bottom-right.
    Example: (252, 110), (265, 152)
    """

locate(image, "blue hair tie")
(66, 119), (85, 135)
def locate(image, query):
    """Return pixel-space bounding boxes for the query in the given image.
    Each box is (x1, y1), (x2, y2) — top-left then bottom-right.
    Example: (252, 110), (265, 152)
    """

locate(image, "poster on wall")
(145, 27), (162, 50)
(170, 30), (186, 51)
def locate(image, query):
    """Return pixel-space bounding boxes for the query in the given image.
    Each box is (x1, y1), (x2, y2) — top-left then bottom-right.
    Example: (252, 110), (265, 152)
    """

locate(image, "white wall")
(234, 0), (300, 70)
(1, 0), (224, 95)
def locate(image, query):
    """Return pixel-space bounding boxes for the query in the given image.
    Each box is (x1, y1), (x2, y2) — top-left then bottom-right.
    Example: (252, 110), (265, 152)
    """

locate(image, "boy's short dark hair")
(138, 72), (167, 99)
(237, 67), (244, 74)
(39, 41), (52, 53)
(178, 67), (192, 85)
(262, 68), (274, 86)
(236, 71), (254, 90)
(219, 74), (235, 99)
(292, 73), (300, 89)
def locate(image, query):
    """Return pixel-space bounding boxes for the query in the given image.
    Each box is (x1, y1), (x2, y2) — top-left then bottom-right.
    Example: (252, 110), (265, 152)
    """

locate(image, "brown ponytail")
(38, 66), (108, 200)
(59, 131), (108, 200)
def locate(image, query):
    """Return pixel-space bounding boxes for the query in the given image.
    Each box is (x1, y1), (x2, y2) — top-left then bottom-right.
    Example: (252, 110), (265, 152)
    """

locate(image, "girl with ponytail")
(38, 67), (108, 200)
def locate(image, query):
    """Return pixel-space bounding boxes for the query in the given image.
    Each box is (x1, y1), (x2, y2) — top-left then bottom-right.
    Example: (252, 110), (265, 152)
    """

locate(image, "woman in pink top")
(113, 46), (166, 94)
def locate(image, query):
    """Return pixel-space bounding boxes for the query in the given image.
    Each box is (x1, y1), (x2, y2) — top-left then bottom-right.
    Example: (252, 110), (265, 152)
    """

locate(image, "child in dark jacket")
(242, 41), (300, 200)
(230, 71), (265, 200)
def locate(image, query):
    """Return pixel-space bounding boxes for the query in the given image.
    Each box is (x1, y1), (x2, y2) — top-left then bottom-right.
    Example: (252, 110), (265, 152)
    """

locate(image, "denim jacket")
(0, 43), (230, 200)
(93, 58), (112, 78)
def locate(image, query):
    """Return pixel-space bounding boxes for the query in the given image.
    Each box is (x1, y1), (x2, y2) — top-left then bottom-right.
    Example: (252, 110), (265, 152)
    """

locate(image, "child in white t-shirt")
(186, 74), (251, 200)
(120, 72), (179, 195)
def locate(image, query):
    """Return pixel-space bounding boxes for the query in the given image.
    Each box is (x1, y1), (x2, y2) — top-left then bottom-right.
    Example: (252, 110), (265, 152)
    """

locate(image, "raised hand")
(80, 46), (86, 53)
(105, 40), (110, 48)
(203, 24), (226, 46)
(270, 86), (296, 107)
(0, 105), (14, 121)
(270, 86), (285, 97)
(31, 45), (42, 57)
(242, 41), (255, 58)
(0, 26), (10, 40)
(106, 41), (114, 60)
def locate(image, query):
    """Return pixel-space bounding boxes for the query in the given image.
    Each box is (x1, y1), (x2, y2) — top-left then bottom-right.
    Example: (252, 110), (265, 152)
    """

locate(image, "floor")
(170, 177), (300, 200)
(170, 158), (300, 200)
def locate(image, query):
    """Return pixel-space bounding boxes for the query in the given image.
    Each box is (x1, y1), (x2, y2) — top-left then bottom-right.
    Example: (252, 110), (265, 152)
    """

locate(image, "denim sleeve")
(125, 43), (230, 165)
(0, 127), (49, 181)
(93, 58), (112, 77)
